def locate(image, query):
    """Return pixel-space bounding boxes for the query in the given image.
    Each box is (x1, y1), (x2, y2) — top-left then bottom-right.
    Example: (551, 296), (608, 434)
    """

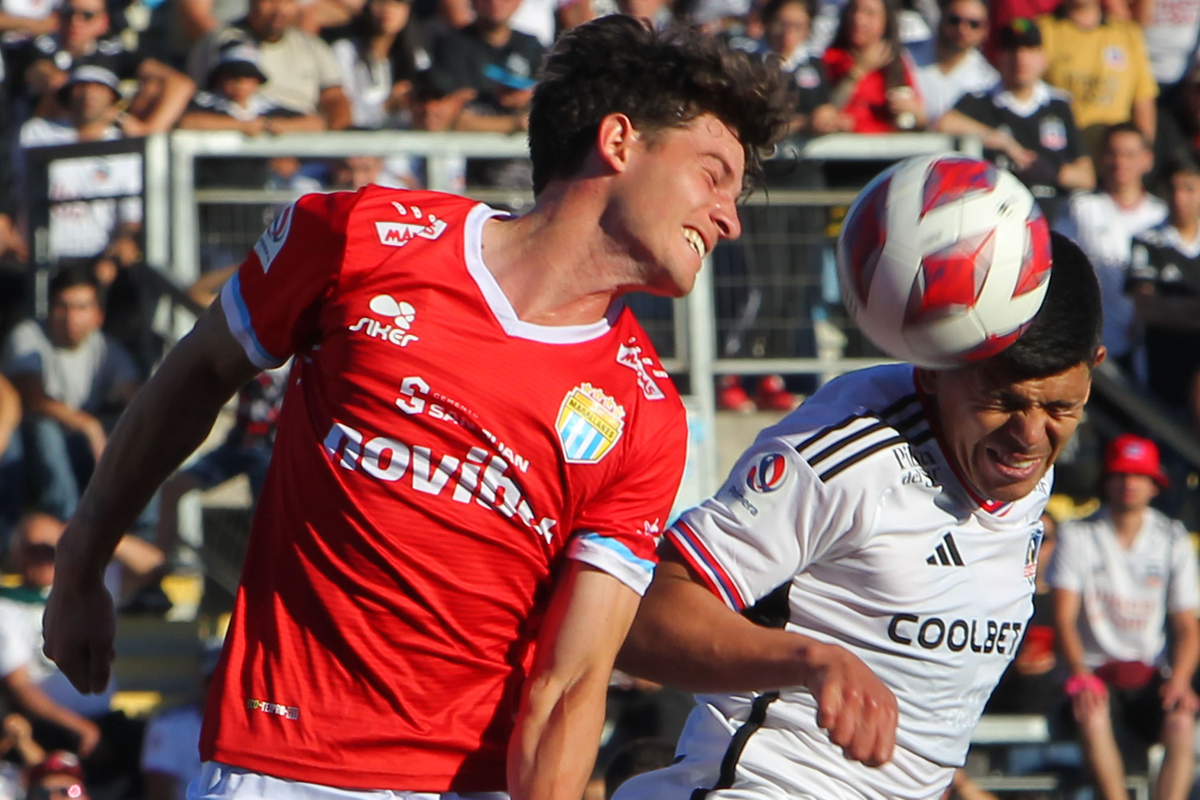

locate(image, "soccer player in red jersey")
(40, 16), (790, 800)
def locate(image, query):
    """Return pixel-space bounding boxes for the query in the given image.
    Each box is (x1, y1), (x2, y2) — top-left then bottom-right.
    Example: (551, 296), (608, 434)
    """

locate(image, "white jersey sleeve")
(1046, 523), (1087, 594)
(669, 437), (878, 612)
(1167, 524), (1200, 614)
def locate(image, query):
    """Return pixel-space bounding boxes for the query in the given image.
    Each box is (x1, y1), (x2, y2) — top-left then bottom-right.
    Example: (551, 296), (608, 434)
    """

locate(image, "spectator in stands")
(0, 0), (56, 44)
(155, 364), (289, 570)
(0, 374), (20, 545)
(822, 0), (927, 132)
(0, 265), (140, 522)
(1, 713), (46, 769)
(1138, 0), (1200, 98)
(426, 0), (545, 134)
(915, 0), (997, 124)
(9, 0), (193, 131)
(1156, 65), (1200, 171)
(139, 643), (219, 800)
(28, 752), (88, 800)
(17, 65), (145, 261)
(188, 0), (352, 128)
(938, 18), (1093, 220)
(325, 0), (427, 129)
(1054, 123), (1166, 375)
(179, 39), (325, 132)
(760, 0), (844, 134)
(1050, 434), (1200, 800)
(1036, 0), (1158, 157)
(1128, 160), (1200, 423)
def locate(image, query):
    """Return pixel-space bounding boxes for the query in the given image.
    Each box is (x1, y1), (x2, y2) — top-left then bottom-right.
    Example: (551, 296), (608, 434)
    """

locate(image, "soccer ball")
(836, 154), (1052, 369)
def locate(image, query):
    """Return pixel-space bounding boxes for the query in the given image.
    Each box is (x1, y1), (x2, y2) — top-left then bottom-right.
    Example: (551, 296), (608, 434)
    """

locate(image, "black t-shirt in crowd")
(1128, 224), (1200, 412)
(952, 80), (1085, 221)
(9, 33), (144, 99)
(425, 24), (545, 115)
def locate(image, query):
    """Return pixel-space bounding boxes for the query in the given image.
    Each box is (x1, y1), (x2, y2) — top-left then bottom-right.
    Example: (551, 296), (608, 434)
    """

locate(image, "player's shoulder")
(761, 364), (928, 486)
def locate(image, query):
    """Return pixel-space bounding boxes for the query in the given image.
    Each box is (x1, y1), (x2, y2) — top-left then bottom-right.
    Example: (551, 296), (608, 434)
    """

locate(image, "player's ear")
(596, 113), (639, 176)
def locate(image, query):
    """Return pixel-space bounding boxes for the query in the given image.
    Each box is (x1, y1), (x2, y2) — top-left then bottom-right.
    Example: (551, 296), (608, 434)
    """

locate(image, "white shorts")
(188, 762), (510, 800)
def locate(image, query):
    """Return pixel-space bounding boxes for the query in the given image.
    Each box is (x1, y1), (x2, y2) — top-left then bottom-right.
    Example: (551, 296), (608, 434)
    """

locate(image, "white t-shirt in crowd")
(17, 118), (143, 258)
(2, 320), (140, 413)
(1054, 191), (1167, 359)
(1049, 507), (1200, 668)
(614, 364), (1050, 800)
(1143, 0), (1200, 85)
(916, 49), (999, 123)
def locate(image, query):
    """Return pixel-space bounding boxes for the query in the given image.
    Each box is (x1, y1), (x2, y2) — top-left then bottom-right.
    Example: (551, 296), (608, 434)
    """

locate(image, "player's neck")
(479, 191), (631, 326)
(1109, 506), (1145, 544)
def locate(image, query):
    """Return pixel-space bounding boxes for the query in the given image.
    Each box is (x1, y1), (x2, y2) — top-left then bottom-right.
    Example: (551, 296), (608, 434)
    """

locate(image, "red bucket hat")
(1104, 434), (1169, 487)
(28, 751), (84, 786)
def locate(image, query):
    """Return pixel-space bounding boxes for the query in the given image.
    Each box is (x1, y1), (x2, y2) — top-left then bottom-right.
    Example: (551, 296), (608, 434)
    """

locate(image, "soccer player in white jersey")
(1050, 434), (1200, 800)
(611, 231), (1105, 800)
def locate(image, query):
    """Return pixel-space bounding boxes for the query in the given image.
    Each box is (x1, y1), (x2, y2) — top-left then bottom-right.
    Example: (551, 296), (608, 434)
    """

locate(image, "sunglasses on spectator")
(944, 14), (984, 27)
(60, 8), (100, 19)
(24, 543), (56, 562)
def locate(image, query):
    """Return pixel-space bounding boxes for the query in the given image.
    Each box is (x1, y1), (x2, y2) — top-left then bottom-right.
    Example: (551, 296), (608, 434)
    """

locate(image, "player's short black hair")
(761, 0), (818, 27)
(1102, 121), (1148, 152)
(528, 15), (791, 196)
(48, 261), (102, 305)
(988, 231), (1103, 380)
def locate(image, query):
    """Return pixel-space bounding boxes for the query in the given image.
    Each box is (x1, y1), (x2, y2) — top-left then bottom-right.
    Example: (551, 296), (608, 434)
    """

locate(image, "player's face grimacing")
(612, 113), (745, 297)
(918, 360), (1095, 503)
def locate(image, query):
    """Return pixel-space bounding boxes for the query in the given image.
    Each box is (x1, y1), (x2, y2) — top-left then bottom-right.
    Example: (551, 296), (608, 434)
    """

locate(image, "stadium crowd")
(3, 0), (1200, 797)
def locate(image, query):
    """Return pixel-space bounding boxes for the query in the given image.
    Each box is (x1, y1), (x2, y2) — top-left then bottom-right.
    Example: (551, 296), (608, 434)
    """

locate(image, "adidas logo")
(926, 532), (965, 566)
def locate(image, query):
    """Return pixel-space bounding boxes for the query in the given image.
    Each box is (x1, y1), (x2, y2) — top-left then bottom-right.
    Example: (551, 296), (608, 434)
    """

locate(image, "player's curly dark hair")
(990, 232), (1104, 380)
(528, 15), (792, 196)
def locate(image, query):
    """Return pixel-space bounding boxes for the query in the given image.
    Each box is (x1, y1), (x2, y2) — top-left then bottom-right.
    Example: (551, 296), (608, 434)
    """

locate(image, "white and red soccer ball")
(836, 154), (1052, 369)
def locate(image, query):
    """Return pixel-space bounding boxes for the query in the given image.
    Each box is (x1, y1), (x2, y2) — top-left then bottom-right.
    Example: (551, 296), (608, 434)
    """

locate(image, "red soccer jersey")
(201, 187), (687, 791)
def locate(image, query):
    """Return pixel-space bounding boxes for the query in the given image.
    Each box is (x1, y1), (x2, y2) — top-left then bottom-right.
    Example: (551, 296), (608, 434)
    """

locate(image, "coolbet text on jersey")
(203, 188), (688, 791)
(614, 365), (1049, 800)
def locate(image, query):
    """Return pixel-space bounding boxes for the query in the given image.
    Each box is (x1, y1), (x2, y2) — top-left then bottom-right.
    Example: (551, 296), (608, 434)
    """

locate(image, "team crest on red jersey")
(556, 383), (625, 464)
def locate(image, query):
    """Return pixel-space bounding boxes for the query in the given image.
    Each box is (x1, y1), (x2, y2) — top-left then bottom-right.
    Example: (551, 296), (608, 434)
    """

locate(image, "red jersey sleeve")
(220, 191), (354, 369)
(567, 408), (687, 595)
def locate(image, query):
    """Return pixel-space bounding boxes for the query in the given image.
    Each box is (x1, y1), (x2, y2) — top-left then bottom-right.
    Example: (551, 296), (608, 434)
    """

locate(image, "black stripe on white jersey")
(794, 394), (932, 482)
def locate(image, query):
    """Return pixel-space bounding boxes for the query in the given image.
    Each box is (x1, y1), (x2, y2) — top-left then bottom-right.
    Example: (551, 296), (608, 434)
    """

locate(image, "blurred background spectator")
(915, 0), (996, 124)
(138, 643), (219, 800)
(939, 18), (1093, 220)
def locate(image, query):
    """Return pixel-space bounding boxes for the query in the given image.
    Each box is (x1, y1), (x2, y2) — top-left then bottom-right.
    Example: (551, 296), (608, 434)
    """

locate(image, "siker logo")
(348, 294), (420, 347)
(254, 202), (296, 273)
(376, 201), (448, 247)
(746, 453), (787, 493)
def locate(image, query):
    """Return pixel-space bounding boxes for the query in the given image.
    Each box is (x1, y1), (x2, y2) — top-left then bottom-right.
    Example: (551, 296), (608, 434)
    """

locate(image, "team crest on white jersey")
(1024, 526), (1044, 583)
(616, 342), (666, 400)
(254, 202), (296, 273)
(376, 201), (448, 247)
(556, 383), (625, 464)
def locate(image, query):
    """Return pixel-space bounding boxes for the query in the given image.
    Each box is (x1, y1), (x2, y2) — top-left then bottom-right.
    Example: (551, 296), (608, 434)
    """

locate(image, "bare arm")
(175, 0), (218, 43)
(1132, 97), (1156, 145)
(1053, 587), (1091, 676)
(1169, 610), (1200, 686)
(2, 668), (99, 756)
(617, 545), (897, 766)
(0, 374), (20, 455)
(556, 0), (594, 30)
(178, 111), (265, 132)
(507, 563), (639, 800)
(318, 86), (352, 131)
(0, 12), (55, 34)
(43, 302), (258, 694)
(1057, 155), (1096, 192)
(453, 108), (526, 133)
(10, 374), (106, 460)
(133, 59), (197, 133)
(265, 114), (327, 133)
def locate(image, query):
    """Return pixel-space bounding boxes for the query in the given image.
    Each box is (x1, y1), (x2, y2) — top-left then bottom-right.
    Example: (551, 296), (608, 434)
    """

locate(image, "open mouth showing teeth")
(684, 228), (707, 258)
(988, 448), (1041, 474)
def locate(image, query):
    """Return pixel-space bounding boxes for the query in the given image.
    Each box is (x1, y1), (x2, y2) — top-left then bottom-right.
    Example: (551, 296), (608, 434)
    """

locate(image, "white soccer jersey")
(1049, 508), (1200, 668)
(616, 364), (1049, 800)
(1053, 191), (1167, 359)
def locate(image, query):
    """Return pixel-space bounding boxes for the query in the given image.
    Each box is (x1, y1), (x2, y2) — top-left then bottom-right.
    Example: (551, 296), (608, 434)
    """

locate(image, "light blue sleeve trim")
(220, 273), (285, 370)
(567, 533), (655, 596)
